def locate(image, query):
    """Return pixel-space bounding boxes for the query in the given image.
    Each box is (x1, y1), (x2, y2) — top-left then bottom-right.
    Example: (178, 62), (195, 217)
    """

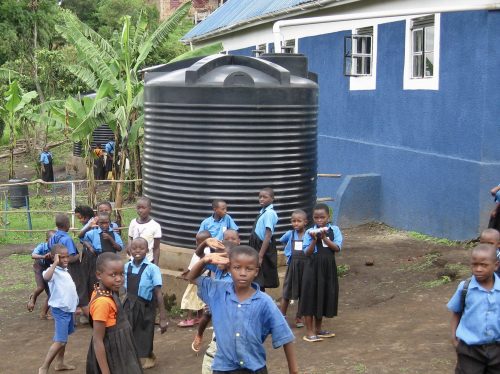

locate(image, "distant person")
(38, 244), (78, 374)
(188, 245), (298, 374)
(93, 146), (105, 180)
(124, 238), (168, 369)
(39, 146), (54, 182)
(198, 199), (239, 240)
(300, 203), (343, 343)
(480, 228), (500, 276)
(248, 187), (279, 292)
(447, 244), (500, 373)
(104, 140), (115, 177)
(27, 230), (56, 319)
(97, 201), (120, 231)
(128, 196), (162, 264)
(86, 253), (143, 374)
(489, 184), (500, 232)
(279, 209), (308, 328)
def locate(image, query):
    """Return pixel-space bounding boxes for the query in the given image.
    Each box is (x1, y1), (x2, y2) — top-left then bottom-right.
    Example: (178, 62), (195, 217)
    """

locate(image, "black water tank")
(8, 178), (29, 208)
(144, 54), (318, 248)
(72, 124), (114, 157)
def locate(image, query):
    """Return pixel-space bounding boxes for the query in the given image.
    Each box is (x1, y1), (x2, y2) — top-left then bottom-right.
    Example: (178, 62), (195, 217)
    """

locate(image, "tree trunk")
(8, 121), (15, 180)
(133, 143), (142, 197)
(84, 137), (97, 207)
(114, 145), (128, 228)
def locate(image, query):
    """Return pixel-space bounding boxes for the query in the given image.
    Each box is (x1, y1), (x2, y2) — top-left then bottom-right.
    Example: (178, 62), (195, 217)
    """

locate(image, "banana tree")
(56, 2), (191, 222)
(0, 80), (38, 179)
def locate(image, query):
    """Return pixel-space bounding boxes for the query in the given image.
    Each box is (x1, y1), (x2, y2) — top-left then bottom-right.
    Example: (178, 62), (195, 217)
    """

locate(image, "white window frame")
(403, 13), (440, 90)
(282, 38), (298, 53)
(348, 25), (377, 91)
(255, 43), (267, 55)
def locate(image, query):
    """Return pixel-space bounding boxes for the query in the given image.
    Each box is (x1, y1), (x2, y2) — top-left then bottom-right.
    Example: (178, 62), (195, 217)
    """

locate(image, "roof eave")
(181, 0), (362, 44)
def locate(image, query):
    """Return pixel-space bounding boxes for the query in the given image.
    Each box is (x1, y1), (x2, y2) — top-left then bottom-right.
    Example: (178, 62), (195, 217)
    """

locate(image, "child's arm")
(283, 342), (299, 374)
(82, 239), (96, 255)
(258, 228), (273, 265)
(450, 312), (460, 347)
(92, 321), (111, 374)
(101, 232), (122, 252)
(304, 231), (317, 256)
(195, 238), (224, 258)
(154, 286), (169, 334)
(153, 238), (160, 265)
(42, 254), (59, 281)
(187, 253), (229, 284)
(491, 185), (500, 196)
(78, 217), (97, 239)
(322, 234), (341, 252)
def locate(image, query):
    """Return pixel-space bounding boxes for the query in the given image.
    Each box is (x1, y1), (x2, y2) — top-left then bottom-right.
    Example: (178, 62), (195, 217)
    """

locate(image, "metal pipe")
(273, 3), (500, 51)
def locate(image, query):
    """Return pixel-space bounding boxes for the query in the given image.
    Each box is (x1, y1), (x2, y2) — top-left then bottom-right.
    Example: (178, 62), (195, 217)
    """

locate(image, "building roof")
(182, 0), (340, 42)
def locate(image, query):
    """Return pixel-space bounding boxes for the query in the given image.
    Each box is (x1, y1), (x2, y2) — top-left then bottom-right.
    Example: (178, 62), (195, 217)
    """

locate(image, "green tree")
(55, 2), (191, 218)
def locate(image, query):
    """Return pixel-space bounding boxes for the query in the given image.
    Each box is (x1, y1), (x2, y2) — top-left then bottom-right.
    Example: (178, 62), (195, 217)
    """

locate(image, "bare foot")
(54, 364), (76, 371)
(38, 368), (48, 374)
(27, 294), (35, 312)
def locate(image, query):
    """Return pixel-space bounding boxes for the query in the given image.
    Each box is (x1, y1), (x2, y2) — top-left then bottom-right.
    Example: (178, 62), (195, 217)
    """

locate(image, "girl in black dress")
(300, 203), (344, 343)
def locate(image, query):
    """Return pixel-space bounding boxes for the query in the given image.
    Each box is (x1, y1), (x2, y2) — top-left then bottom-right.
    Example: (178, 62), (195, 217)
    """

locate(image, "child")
(447, 244), (500, 372)
(248, 187), (279, 291)
(300, 203), (343, 342)
(188, 245), (298, 374)
(97, 201), (120, 231)
(38, 244), (78, 374)
(39, 146), (54, 182)
(178, 230), (212, 328)
(87, 252), (143, 374)
(27, 230), (56, 318)
(198, 199), (239, 240)
(480, 228), (500, 276)
(75, 205), (97, 242)
(128, 197), (162, 264)
(123, 238), (168, 370)
(83, 212), (124, 300)
(279, 209), (308, 328)
(192, 229), (240, 354)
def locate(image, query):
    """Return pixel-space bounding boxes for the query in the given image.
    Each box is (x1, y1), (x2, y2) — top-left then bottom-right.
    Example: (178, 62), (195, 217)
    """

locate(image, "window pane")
(365, 57), (371, 75)
(425, 52), (434, 77)
(425, 26), (434, 52)
(344, 56), (352, 75)
(413, 29), (423, 52)
(365, 38), (371, 54)
(413, 55), (423, 78)
(354, 56), (363, 75)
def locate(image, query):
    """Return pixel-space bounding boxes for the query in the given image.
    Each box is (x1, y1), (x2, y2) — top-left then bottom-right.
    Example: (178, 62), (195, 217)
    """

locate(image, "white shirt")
(43, 266), (78, 313)
(128, 218), (162, 262)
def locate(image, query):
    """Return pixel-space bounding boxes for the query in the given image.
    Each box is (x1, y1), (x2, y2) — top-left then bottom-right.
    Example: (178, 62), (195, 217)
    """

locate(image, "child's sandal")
(303, 335), (323, 342)
(316, 330), (335, 338)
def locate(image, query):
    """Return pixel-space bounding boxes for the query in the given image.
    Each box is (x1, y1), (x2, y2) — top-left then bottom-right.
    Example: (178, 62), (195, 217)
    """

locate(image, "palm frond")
(169, 42), (224, 63)
(0, 68), (22, 81)
(128, 114), (143, 146)
(134, 1), (191, 71)
(67, 65), (98, 91)
(131, 86), (144, 109)
(132, 11), (148, 57)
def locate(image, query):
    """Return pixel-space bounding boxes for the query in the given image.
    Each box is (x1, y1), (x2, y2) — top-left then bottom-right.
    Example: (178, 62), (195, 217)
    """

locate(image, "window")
(403, 14), (440, 90)
(281, 39), (296, 53)
(344, 27), (373, 76)
(410, 16), (434, 78)
(253, 43), (267, 56)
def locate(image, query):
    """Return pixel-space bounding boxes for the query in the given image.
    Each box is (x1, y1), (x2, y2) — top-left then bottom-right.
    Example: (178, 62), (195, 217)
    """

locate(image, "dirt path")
(0, 224), (469, 373)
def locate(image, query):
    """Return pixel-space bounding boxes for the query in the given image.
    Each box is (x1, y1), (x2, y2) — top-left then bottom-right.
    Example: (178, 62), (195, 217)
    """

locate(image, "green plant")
(421, 275), (452, 288)
(405, 252), (442, 272)
(408, 231), (457, 246)
(353, 363), (367, 373)
(337, 264), (350, 277)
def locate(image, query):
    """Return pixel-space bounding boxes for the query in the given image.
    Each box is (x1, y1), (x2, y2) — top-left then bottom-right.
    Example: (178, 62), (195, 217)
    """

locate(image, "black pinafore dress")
(87, 292), (143, 374)
(248, 210), (279, 289)
(282, 232), (307, 301)
(123, 263), (156, 358)
(41, 152), (54, 182)
(299, 228), (339, 319)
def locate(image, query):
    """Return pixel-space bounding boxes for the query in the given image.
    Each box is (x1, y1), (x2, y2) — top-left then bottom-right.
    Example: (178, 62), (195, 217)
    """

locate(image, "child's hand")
(91, 217), (99, 227)
(159, 318), (168, 334)
(53, 253), (60, 266)
(309, 231), (317, 240)
(44, 253), (52, 260)
(101, 232), (112, 241)
(206, 238), (225, 251)
(205, 253), (229, 266)
(452, 337), (459, 348)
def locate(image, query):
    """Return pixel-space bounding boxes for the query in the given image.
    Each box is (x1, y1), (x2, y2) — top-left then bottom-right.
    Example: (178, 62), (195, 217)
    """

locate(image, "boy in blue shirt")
(447, 244), (500, 372)
(198, 199), (239, 240)
(189, 245), (298, 374)
(39, 146), (54, 182)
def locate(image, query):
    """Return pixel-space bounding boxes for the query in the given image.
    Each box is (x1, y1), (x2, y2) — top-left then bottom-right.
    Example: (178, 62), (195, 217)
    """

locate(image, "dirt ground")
(0, 223), (471, 374)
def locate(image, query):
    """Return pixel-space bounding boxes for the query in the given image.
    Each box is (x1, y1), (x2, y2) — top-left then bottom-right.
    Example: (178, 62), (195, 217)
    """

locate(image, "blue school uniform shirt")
(254, 204), (278, 241)
(302, 224), (343, 254)
(198, 214), (239, 240)
(447, 274), (500, 345)
(32, 242), (51, 266)
(206, 263), (232, 282)
(279, 229), (304, 264)
(124, 258), (162, 301)
(105, 141), (115, 155)
(197, 277), (294, 372)
(48, 230), (78, 256)
(83, 227), (123, 253)
(39, 151), (52, 165)
(495, 185), (500, 203)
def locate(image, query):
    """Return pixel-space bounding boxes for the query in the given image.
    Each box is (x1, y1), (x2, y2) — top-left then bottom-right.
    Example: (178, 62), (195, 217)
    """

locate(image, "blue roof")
(182, 0), (318, 41)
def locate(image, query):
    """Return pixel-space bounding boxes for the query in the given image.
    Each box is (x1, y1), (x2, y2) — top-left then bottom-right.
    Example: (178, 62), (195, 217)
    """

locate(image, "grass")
(353, 363), (368, 373)
(0, 254), (35, 293)
(407, 231), (457, 246)
(421, 275), (452, 288)
(337, 264), (350, 277)
(404, 251), (442, 272)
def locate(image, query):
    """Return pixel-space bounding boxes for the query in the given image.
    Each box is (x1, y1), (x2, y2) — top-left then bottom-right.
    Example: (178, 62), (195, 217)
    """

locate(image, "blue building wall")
(296, 10), (500, 239)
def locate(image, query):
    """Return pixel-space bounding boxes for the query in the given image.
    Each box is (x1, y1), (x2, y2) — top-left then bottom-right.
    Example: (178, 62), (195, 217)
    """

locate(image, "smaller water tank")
(8, 178), (29, 208)
(72, 124), (114, 157)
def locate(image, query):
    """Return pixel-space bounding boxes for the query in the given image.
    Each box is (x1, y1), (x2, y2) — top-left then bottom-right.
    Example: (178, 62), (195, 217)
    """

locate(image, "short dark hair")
(96, 252), (122, 272)
(51, 243), (67, 255)
(55, 214), (70, 229)
(97, 201), (112, 210)
(131, 237), (148, 248)
(75, 205), (95, 219)
(291, 209), (307, 219)
(260, 187), (274, 198)
(46, 229), (56, 240)
(313, 203), (330, 216)
(137, 196), (152, 207)
(212, 199), (226, 209)
(472, 243), (498, 262)
(229, 245), (259, 265)
(196, 230), (211, 242)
